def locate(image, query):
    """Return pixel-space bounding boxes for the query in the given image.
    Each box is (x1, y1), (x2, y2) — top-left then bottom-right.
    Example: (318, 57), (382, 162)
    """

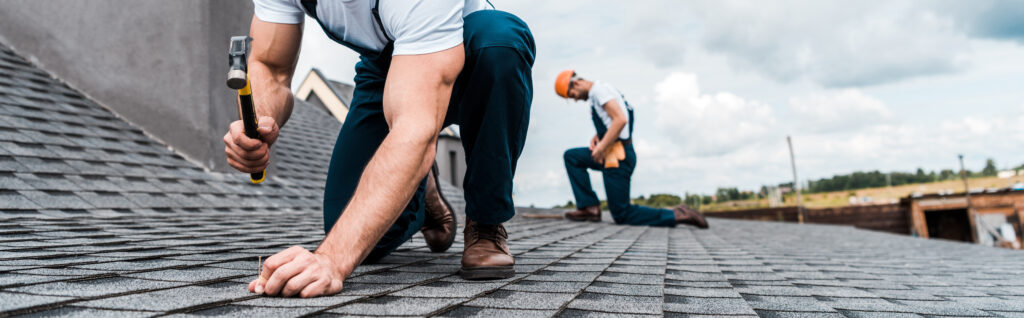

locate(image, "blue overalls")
(563, 95), (676, 227)
(303, 0), (536, 262)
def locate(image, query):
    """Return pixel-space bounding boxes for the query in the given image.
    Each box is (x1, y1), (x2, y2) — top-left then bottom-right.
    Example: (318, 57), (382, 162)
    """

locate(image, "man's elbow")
(391, 124), (439, 150)
(437, 44), (465, 87)
(613, 120), (628, 130)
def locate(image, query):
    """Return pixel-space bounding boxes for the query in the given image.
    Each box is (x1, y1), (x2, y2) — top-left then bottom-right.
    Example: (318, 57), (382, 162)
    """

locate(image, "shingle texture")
(3, 42), (1024, 317)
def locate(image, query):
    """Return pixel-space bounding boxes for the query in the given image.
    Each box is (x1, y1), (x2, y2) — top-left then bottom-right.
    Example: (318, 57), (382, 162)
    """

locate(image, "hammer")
(226, 35), (265, 184)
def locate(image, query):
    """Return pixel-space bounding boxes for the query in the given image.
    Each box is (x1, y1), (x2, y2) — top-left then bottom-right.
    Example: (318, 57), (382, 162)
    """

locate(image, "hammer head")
(226, 36), (252, 89)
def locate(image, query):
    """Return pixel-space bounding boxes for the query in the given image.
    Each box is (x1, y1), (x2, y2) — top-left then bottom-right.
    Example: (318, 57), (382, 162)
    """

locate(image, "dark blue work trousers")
(563, 143), (676, 227)
(321, 11), (535, 262)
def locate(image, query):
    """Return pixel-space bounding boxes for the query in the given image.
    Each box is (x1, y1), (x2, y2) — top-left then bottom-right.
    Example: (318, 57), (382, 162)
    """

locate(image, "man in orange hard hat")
(554, 70), (708, 228)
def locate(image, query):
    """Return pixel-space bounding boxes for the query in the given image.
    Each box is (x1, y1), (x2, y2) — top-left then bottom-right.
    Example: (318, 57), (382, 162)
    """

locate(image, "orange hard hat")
(554, 69), (575, 98)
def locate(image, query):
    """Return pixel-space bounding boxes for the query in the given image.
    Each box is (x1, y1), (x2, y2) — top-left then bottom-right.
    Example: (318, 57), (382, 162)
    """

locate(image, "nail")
(255, 284), (264, 295)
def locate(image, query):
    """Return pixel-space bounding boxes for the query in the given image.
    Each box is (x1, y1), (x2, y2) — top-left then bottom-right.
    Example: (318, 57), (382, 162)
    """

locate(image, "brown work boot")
(421, 163), (456, 253)
(460, 219), (514, 280)
(565, 205), (601, 222)
(673, 204), (709, 229)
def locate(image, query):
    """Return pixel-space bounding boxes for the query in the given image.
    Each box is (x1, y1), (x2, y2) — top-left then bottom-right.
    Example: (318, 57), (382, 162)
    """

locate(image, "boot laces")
(471, 223), (506, 242)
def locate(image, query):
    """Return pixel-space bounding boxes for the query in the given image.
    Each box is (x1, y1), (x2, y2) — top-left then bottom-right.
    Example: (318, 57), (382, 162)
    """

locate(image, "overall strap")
(590, 107), (607, 139)
(621, 92), (634, 140)
(300, 0), (319, 19)
(300, 0), (392, 56)
(370, 0), (393, 41)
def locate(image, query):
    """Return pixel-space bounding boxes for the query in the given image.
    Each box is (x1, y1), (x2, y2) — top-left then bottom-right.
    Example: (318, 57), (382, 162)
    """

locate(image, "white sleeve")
(592, 84), (618, 108)
(253, 0), (304, 24)
(379, 0), (465, 56)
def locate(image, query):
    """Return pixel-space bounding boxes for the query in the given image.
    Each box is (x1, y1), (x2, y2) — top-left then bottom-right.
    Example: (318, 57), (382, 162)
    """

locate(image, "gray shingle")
(439, 306), (557, 318)
(893, 299), (1003, 316)
(663, 295), (758, 315)
(0, 189), (40, 209)
(178, 305), (319, 317)
(464, 290), (576, 310)
(121, 266), (249, 283)
(584, 282), (661, 297)
(19, 190), (91, 209)
(501, 280), (590, 293)
(234, 295), (360, 307)
(0, 291), (71, 312)
(391, 280), (505, 298)
(9, 306), (155, 318)
(9, 277), (180, 297)
(76, 284), (251, 311)
(344, 271), (446, 284)
(565, 292), (662, 314)
(327, 296), (466, 316)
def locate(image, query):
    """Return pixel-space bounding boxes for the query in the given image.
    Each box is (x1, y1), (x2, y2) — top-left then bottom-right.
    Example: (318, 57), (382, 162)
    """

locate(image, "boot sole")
(459, 266), (514, 280)
(565, 216), (601, 222)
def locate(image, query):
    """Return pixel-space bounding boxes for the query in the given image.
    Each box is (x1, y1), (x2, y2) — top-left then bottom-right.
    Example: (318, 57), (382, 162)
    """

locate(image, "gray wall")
(0, 0), (254, 171)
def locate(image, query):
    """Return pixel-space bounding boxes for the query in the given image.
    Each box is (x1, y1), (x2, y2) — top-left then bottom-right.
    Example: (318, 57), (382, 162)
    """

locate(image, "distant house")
(295, 68), (467, 189)
(295, 68), (354, 123)
(436, 127), (465, 189)
(998, 169), (1020, 179)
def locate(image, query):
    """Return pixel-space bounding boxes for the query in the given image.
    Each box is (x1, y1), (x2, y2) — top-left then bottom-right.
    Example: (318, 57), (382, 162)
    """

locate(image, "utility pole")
(959, 154), (979, 243)
(886, 172), (893, 203)
(959, 154), (972, 209)
(787, 136), (804, 224)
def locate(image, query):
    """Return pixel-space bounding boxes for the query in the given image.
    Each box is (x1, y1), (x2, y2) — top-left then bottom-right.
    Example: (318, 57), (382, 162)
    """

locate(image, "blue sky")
(291, 0), (1024, 207)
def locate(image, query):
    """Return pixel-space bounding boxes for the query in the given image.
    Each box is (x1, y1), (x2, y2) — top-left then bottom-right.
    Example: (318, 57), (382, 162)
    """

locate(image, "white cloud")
(686, 1), (972, 87)
(653, 72), (777, 156)
(789, 89), (892, 133)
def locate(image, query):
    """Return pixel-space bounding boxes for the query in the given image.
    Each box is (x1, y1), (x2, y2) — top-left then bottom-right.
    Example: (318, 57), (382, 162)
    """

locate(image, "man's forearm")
(249, 61), (295, 128)
(314, 129), (437, 277)
(598, 121), (626, 150)
(311, 44), (461, 282)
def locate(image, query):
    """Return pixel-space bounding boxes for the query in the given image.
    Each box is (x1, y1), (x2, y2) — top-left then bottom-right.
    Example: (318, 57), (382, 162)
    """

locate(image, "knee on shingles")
(608, 204), (631, 223)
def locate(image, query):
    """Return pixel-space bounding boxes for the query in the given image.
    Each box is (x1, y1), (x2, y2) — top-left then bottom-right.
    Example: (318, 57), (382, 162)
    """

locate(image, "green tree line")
(801, 158), (1000, 194)
(553, 158), (1012, 208)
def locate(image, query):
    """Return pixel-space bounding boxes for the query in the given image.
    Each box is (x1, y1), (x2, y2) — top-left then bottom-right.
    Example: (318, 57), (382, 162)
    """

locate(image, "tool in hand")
(226, 35), (266, 184)
(603, 141), (626, 168)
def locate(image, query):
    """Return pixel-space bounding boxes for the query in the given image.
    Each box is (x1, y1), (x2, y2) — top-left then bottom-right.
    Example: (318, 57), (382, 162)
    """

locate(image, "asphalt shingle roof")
(5, 212), (1024, 317)
(2, 42), (1024, 317)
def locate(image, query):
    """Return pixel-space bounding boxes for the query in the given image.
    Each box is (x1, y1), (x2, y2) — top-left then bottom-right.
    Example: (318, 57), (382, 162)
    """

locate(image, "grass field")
(702, 175), (1024, 212)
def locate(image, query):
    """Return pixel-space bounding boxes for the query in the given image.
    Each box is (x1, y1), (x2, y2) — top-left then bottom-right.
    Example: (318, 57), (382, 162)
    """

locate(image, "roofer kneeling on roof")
(223, 0), (535, 298)
(554, 70), (709, 229)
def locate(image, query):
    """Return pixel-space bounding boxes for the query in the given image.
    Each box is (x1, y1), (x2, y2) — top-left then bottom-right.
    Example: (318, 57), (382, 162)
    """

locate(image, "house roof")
(3, 42), (1024, 317)
(294, 68), (354, 124)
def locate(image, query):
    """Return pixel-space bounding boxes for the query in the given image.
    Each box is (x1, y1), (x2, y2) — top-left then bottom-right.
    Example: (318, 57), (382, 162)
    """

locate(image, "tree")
(982, 158), (998, 177)
(939, 169), (956, 180)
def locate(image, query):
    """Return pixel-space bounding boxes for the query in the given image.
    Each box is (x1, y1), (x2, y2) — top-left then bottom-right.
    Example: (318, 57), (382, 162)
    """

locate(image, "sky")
(290, 0), (1024, 208)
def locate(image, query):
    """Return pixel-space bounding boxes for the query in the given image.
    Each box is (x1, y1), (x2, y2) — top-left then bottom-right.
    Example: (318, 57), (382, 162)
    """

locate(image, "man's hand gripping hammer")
(226, 36), (266, 184)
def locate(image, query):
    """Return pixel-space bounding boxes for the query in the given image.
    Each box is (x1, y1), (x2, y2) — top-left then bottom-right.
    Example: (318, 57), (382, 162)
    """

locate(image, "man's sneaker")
(673, 204), (709, 229)
(564, 205), (601, 222)
(421, 163), (456, 253)
(459, 219), (514, 280)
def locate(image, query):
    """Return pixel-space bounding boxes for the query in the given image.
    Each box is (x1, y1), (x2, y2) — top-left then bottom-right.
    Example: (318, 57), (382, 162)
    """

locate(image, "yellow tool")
(603, 141), (626, 168)
(226, 36), (265, 184)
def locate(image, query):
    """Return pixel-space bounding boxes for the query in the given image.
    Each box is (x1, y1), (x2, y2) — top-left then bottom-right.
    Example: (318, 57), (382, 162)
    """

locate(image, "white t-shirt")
(588, 81), (632, 140)
(253, 0), (491, 56)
